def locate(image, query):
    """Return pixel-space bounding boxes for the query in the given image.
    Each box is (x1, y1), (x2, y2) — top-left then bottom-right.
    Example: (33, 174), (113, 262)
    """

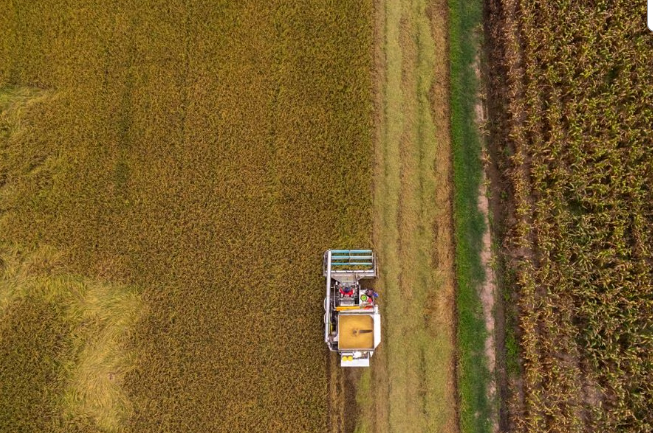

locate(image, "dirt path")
(475, 56), (499, 432)
(353, 0), (458, 431)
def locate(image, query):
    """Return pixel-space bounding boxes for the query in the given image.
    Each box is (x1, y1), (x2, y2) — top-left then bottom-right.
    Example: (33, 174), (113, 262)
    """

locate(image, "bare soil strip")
(475, 56), (499, 432)
(355, 0), (458, 431)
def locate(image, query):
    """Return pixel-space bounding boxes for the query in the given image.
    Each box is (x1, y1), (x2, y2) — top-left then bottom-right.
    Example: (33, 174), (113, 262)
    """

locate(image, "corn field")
(0, 1), (373, 431)
(487, 1), (653, 431)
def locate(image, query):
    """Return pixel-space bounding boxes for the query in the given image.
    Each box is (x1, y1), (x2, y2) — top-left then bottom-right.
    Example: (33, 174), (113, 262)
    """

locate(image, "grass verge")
(448, 0), (492, 431)
(356, 0), (457, 431)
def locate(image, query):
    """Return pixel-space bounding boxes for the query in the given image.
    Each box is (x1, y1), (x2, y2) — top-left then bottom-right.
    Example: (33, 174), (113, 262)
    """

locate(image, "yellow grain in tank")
(338, 315), (374, 350)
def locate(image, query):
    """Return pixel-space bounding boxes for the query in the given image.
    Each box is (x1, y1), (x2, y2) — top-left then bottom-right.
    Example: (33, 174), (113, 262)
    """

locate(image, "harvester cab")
(323, 249), (381, 367)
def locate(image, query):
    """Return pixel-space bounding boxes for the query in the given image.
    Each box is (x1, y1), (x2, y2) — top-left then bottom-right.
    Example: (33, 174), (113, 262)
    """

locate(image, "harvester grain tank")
(323, 250), (381, 367)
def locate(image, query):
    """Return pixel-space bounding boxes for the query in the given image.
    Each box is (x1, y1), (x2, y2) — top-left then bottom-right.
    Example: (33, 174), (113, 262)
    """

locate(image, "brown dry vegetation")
(485, 1), (653, 431)
(0, 1), (373, 431)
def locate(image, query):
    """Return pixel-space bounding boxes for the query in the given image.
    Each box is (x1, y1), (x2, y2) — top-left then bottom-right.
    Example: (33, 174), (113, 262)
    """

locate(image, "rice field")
(0, 1), (373, 431)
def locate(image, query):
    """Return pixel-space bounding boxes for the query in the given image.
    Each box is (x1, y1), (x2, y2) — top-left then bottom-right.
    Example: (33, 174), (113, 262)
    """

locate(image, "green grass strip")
(449, 0), (492, 432)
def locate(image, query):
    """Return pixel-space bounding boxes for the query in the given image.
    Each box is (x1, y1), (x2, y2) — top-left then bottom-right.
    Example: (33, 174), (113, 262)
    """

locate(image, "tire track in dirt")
(474, 52), (499, 432)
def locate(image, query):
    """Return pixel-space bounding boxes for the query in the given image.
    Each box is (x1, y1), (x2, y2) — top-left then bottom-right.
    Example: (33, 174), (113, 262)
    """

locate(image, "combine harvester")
(324, 249), (381, 367)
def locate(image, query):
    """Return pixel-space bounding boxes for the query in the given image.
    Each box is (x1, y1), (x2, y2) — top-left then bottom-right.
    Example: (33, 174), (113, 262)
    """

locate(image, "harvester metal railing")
(325, 250), (332, 343)
(325, 249), (376, 278)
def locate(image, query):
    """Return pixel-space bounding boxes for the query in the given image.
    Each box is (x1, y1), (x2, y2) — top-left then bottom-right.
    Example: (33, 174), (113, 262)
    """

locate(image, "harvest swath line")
(355, 0), (457, 431)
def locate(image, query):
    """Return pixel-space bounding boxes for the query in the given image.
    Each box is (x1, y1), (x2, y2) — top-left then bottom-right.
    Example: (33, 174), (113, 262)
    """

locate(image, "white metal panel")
(373, 312), (382, 349)
(341, 357), (370, 367)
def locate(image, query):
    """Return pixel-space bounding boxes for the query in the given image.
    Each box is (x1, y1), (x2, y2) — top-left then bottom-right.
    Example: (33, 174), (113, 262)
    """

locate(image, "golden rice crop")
(0, 296), (72, 432)
(0, 0), (373, 431)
